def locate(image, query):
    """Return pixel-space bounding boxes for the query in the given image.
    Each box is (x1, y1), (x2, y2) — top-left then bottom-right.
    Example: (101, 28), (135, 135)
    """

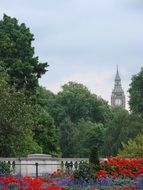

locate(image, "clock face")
(115, 98), (122, 106)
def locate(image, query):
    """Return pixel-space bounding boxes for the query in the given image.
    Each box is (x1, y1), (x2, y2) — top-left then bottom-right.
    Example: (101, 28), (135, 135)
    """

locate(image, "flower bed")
(1, 158), (143, 190)
(0, 176), (64, 190)
(99, 157), (143, 178)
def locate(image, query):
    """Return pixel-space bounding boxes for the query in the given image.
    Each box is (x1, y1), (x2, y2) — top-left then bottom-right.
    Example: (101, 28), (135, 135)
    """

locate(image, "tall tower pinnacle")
(115, 65), (121, 81)
(111, 67), (125, 108)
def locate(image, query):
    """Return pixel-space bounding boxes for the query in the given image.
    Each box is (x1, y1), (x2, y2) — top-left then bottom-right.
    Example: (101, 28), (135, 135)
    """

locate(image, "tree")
(129, 67), (143, 116)
(34, 87), (61, 156)
(0, 72), (42, 157)
(32, 106), (61, 156)
(37, 81), (111, 157)
(73, 120), (104, 157)
(83, 123), (104, 155)
(59, 117), (75, 157)
(50, 81), (111, 125)
(73, 119), (92, 157)
(118, 133), (143, 158)
(89, 146), (100, 173)
(89, 146), (100, 166)
(0, 70), (60, 157)
(102, 108), (143, 157)
(0, 14), (48, 94)
(0, 15), (61, 157)
(36, 86), (55, 110)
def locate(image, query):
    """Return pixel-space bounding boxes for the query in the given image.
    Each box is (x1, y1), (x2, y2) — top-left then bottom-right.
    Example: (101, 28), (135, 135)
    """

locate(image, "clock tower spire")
(111, 66), (125, 108)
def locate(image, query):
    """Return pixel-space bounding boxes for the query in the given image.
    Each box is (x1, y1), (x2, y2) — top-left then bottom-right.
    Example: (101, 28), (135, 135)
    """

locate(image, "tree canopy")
(0, 14), (48, 94)
(102, 108), (143, 157)
(2, 14), (143, 159)
(129, 68), (143, 116)
(46, 81), (112, 125)
(118, 133), (143, 158)
(0, 15), (60, 157)
(73, 120), (104, 157)
(0, 72), (42, 156)
(38, 81), (112, 157)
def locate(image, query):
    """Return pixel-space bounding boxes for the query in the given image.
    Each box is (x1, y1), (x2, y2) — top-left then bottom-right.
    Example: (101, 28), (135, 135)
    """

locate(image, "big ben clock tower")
(111, 67), (125, 108)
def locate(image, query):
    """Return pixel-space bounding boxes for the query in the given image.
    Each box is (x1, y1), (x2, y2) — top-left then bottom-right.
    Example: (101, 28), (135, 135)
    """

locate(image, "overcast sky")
(1, 0), (143, 109)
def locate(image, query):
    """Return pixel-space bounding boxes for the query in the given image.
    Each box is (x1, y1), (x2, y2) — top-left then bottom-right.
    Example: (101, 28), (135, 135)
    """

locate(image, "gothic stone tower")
(111, 67), (125, 108)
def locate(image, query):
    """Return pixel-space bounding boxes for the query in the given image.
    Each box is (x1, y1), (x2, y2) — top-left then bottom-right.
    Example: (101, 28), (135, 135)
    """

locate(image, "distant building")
(111, 67), (125, 108)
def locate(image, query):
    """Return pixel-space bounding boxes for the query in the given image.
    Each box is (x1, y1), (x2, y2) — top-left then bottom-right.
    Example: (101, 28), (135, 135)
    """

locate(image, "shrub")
(73, 161), (93, 182)
(118, 134), (143, 158)
(0, 161), (12, 176)
(89, 146), (100, 165)
(89, 146), (100, 173)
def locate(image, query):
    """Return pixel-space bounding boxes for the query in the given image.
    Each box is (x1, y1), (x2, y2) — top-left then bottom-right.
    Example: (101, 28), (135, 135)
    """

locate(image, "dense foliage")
(129, 68), (143, 116)
(102, 108), (143, 157)
(37, 82), (111, 157)
(73, 161), (93, 182)
(118, 133), (143, 158)
(1, 14), (143, 158)
(74, 121), (105, 157)
(0, 14), (48, 94)
(0, 15), (59, 157)
(0, 72), (41, 156)
(89, 146), (100, 166)
(34, 76), (143, 157)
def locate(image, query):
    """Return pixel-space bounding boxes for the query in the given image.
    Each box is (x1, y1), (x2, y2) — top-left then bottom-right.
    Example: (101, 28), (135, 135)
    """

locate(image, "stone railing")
(0, 154), (89, 176)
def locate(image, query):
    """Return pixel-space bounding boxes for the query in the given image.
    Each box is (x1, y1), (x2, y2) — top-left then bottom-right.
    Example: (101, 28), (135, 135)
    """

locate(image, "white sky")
(0, 0), (143, 109)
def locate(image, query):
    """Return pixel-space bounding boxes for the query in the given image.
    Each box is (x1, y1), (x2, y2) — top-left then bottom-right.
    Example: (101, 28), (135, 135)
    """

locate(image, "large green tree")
(0, 14), (48, 94)
(32, 106), (61, 156)
(37, 82), (111, 157)
(0, 15), (61, 157)
(102, 108), (143, 157)
(48, 81), (112, 125)
(36, 86), (56, 110)
(0, 72), (42, 157)
(0, 70), (60, 157)
(73, 119), (104, 157)
(59, 117), (75, 157)
(129, 67), (143, 115)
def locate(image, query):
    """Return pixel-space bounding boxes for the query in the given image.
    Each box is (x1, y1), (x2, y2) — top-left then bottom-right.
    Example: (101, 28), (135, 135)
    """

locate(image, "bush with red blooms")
(95, 157), (143, 178)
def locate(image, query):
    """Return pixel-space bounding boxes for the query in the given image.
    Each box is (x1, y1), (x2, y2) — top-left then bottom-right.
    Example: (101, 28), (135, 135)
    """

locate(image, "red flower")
(96, 170), (107, 178)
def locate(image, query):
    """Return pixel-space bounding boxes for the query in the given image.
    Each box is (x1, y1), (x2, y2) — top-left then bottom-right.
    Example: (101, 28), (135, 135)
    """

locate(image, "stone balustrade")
(0, 154), (89, 176)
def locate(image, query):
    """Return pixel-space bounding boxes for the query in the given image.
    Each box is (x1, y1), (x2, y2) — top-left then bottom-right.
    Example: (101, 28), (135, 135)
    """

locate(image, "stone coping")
(0, 154), (89, 162)
(0, 157), (89, 162)
(27, 154), (52, 158)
